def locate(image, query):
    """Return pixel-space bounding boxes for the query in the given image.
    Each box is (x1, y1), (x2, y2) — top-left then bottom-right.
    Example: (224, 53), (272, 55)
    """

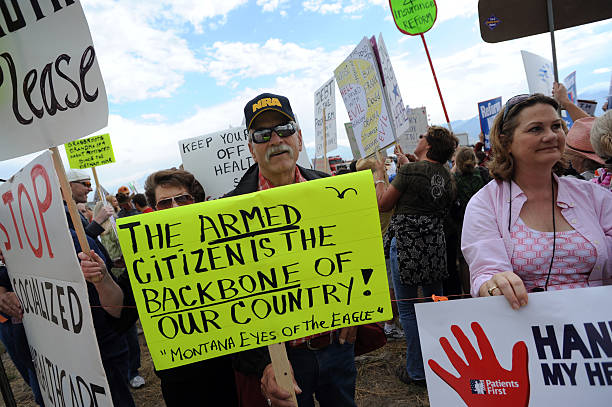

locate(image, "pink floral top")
(510, 218), (596, 291)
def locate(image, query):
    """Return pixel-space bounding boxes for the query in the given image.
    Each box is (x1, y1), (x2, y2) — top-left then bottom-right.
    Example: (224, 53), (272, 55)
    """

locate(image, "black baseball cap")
(244, 93), (295, 131)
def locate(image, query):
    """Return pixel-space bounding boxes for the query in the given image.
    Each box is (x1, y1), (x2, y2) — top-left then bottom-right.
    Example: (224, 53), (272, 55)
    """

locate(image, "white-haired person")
(462, 94), (612, 308)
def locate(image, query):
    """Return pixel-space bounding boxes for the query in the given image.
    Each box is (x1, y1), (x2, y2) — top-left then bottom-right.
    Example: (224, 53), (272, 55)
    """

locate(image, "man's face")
(248, 111), (302, 177)
(70, 180), (92, 203)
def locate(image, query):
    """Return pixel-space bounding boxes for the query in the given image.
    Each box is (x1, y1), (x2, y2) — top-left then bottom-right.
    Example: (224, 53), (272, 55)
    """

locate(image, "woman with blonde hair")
(462, 94), (611, 309)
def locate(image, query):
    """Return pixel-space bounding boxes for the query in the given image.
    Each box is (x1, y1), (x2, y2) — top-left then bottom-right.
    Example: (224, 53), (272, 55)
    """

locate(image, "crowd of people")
(0, 86), (611, 406)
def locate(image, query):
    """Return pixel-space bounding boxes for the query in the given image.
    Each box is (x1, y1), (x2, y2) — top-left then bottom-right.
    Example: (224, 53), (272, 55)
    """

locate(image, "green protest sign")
(389, 0), (438, 35)
(116, 171), (392, 370)
(65, 133), (115, 169)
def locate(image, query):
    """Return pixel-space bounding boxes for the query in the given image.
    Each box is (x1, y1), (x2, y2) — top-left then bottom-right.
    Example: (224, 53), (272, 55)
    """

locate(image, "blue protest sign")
(478, 97), (502, 151)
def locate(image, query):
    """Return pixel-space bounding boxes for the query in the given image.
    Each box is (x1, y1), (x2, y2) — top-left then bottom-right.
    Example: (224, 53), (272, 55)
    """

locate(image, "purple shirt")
(462, 175), (612, 297)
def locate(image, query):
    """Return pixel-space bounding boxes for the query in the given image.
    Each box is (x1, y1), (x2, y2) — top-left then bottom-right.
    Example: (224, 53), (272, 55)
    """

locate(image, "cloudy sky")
(1, 0), (611, 193)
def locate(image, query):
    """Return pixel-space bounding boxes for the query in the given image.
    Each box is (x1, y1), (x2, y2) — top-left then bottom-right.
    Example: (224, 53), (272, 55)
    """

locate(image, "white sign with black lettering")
(179, 127), (312, 199)
(314, 77), (337, 156)
(377, 33), (408, 137)
(398, 107), (428, 154)
(0, 152), (112, 407)
(0, 0), (108, 161)
(416, 286), (612, 406)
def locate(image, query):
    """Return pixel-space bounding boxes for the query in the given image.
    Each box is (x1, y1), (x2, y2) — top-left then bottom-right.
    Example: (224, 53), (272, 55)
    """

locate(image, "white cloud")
(257, 0), (289, 12)
(302, 0), (477, 23)
(141, 113), (167, 122)
(203, 39), (354, 85)
(594, 67), (612, 74)
(82, 0), (207, 102)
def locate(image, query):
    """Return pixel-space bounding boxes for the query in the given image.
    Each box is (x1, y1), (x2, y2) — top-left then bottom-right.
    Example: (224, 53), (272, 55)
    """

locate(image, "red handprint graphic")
(428, 322), (530, 407)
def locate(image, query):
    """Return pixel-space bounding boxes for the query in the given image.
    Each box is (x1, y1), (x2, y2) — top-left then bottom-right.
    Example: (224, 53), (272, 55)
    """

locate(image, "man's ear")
(297, 130), (303, 151)
(248, 141), (258, 163)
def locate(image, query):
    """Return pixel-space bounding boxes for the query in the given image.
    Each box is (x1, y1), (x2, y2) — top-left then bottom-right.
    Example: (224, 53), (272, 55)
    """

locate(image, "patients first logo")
(252, 97), (282, 112)
(470, 379), (486, 394)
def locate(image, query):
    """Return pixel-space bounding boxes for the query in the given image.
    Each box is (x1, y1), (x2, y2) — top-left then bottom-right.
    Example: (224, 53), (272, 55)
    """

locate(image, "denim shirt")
(462, 174), (612, 297)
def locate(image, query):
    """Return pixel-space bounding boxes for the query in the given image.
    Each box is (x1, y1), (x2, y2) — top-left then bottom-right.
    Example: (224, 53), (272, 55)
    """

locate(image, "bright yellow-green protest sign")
(116, 171), (392, 370)
(390, 0), (438, 36)
(65, 133), (115, 169)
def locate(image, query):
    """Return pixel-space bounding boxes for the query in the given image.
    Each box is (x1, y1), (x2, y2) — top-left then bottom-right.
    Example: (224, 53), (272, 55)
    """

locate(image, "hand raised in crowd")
(260, 363), (302, 407)
(93, 205), (115, 225)
(552, 82), (570, 108)
(0, 288), (23, 320)
(479, 271), (528, 310)
(78, 250), (108, 283)
(394, 144), (410, 167)
(603, 101), (609, 112)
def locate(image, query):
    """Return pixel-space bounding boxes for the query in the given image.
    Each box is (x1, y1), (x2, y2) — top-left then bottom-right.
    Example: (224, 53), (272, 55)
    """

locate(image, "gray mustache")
(265, 144), (293, 161)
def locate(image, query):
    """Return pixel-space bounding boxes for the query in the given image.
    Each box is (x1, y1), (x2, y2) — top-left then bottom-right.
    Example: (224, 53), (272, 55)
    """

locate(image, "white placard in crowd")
(314, 77), (337, 156)
(0, 0), (108, 161)
(577, 100), (598, 116)
(416, 286), (612, 406)
(344, 122), (361, 159)
(455, 133), (469, 146)
(335, 37), (394, 157)
(397, 106), (428, 154)
(521, 50), (554, 96)
(376, 33), (408, 137)
(0, 152), (112, 406)
(179, 127), (311, 199)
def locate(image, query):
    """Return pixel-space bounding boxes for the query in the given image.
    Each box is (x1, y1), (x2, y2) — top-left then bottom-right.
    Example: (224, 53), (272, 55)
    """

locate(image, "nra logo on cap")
(252, 97), (282, 113)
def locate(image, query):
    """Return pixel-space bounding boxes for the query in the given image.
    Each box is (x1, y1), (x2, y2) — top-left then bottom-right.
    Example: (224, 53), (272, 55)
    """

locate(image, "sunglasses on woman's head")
(501, 94), (531, 123)
(251, 123), (296, 144)
(155, 193), (194, 210)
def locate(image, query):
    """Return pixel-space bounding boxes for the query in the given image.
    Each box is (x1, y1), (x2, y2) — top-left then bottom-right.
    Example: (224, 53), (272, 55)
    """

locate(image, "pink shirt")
(510, 218), (595, 291)
(462, 175), (612, 297)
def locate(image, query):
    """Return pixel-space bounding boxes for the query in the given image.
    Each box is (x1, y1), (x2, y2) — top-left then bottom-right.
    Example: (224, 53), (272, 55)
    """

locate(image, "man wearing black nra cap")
(228, 93), (358, 407)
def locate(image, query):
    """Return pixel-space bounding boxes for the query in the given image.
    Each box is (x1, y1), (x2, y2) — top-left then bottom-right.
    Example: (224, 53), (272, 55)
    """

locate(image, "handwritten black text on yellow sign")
(116, 171), (391, 370)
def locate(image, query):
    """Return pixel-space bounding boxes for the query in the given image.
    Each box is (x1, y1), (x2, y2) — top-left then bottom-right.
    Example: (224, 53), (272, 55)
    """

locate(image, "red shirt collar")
(258, 166), (306, 190)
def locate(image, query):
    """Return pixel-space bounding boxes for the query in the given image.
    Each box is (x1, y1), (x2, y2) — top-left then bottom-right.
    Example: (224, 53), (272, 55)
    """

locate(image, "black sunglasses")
(251, 123), (296, 144)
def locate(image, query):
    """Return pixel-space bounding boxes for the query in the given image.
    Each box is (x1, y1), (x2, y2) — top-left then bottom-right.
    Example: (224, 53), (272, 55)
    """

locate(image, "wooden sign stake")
(91, 166), (105, 203)
(268, 343), (298, 405)
(50, 147), (102, 282)
(420, 33), (453, 133)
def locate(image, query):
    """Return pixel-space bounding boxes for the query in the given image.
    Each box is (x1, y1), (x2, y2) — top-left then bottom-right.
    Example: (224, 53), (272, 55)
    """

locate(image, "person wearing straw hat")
(562, 117), (605, 181)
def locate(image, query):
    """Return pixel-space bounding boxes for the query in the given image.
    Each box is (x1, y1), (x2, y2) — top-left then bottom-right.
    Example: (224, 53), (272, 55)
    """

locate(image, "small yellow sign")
(65, 133), (115, 169)
(116, 171), (392, 370)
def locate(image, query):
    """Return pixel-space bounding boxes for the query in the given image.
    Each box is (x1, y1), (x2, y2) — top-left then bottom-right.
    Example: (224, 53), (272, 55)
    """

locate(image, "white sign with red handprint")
(416, 285), (612, 406)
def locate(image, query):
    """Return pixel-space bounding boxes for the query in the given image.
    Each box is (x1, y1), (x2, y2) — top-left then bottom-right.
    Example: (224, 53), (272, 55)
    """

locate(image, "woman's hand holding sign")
(428, 322), (529, 407)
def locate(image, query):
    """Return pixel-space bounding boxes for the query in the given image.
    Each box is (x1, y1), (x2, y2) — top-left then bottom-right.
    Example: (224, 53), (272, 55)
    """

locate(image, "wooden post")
(267, 343), (298, 405)
(322, 108), (331, 174)
(420, 33), (453, 133)
(91, 167), (105, 203)
(50, 147), (101, 282)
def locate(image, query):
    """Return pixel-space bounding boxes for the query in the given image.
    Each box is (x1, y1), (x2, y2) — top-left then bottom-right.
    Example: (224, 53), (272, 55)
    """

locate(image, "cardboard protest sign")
(179, 127), (312, 200)
(344, 123), (361, 159)
(521, 50), (554, 96)
(389, 0), (438, 36)
(335, 37), (394, 157)
(65, 134), (115, 169)
(455, 133), (469, 146)
(577, 100), (597, 116)
(376, 33), (409, 137)
(0, 152), (112, 406)
(478, 97), (502, 151)
(0, 0), (108, 161)
(398, 106), (428, 154)
(116, 171), (392, 370)
(314, 78), (337, 156)
(416, 286), (612, 406)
